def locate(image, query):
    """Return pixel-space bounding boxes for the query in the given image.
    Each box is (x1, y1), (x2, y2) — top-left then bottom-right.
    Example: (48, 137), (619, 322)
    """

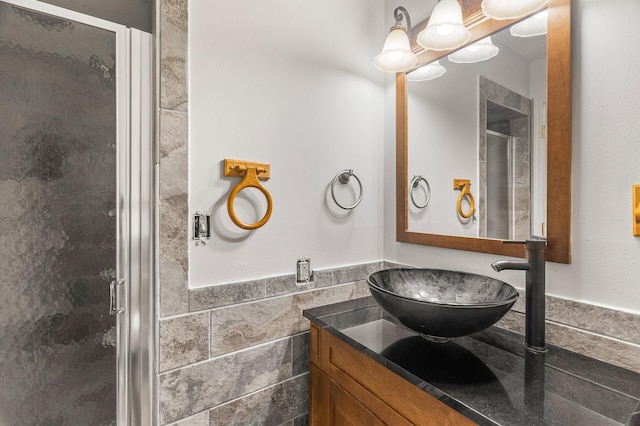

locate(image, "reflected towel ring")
(457, 191), (475, 219)
(410, 175), (431, 209)
(227, 166), (273, 230)
(331, 169), (363, 210)
(453, 179), (475, 219)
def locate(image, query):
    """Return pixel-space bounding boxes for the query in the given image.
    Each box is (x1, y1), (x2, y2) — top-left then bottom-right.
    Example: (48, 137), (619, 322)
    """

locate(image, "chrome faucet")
(491, 238), (547, 353)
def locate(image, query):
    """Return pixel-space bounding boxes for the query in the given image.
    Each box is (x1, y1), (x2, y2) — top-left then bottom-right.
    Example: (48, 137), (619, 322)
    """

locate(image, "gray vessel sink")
(367, 268), (519, 342)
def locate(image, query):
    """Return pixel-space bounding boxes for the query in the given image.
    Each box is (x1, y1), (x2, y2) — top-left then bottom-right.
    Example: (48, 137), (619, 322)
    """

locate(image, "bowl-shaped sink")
(367, 268), (518, 341)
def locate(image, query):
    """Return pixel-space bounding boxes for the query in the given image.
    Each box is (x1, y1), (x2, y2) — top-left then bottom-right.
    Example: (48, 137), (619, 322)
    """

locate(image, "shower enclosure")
(478, 78), (532, 242)
(0, 0), (153, 424)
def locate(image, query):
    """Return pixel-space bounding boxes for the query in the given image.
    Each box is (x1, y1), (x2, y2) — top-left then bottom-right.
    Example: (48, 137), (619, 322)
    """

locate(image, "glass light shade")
(448, 36), (499, 63)
(375, 27), (417, 73)
(481, 0), (548, 20)
(417, 0), (470, 51)
(407, 61), (447, 81)
(510, 10), (548, 37)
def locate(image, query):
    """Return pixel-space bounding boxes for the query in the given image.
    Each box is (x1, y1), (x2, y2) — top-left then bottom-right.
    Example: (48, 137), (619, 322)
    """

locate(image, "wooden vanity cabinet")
(309, 324), (476, 426)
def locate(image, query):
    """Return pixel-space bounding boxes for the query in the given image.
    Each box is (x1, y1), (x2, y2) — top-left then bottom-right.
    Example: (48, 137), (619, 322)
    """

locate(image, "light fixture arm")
(374, 5), (417, 73)
(393, 6), (412, 38)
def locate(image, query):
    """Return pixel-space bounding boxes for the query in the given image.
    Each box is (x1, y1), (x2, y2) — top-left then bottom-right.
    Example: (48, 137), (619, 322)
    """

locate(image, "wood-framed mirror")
(396, 0), (571, 263)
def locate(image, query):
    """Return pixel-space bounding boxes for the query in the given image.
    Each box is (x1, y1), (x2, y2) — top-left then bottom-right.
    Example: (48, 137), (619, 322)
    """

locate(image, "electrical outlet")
(296, 258), (311, 284)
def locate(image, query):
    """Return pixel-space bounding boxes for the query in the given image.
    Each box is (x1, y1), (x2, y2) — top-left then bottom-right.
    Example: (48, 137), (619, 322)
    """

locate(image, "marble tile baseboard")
(160, 279), (370, 374)
(189, 278), (267, 312)
(289, 414), (310, 426)
(188, 261), (383, 312)
(161, 261), (379, 371)
(209, 281), (370, 357)
(497, 311), (640, 373)
(159, 261), (377, 424)
(511, 291), (640, 346)
(166, 410), (209, 426)
(166, 383), (310, 426)
(207, 374), (308, 426)
(158, 338), (293, 424)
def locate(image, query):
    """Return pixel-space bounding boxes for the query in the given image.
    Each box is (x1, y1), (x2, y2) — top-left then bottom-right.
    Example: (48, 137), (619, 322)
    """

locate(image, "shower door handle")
(110, 279), (126, 315)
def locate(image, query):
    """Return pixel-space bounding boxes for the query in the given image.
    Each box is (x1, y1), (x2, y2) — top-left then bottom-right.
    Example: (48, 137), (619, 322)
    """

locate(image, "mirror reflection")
(406, 14), (547, 241)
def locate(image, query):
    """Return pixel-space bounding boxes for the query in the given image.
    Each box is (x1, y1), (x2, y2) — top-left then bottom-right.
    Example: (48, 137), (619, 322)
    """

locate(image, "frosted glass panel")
(0, 3), (117, 424)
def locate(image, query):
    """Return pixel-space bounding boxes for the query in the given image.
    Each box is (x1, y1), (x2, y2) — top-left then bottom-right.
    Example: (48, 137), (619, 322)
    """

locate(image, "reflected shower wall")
(478, 76), (532, 240)
(0, 3), (117, 424)
(486, 131), (510, 239)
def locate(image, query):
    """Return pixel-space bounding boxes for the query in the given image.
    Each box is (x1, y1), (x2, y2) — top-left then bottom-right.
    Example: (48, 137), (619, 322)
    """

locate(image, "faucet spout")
(491, 260), (530, 272)
(492, 238), (547, 353)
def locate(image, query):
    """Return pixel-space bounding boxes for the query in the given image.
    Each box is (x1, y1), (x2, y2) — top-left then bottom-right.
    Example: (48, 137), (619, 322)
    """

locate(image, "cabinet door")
(328, 379), (386, 426)
(311, 365), (385, 426)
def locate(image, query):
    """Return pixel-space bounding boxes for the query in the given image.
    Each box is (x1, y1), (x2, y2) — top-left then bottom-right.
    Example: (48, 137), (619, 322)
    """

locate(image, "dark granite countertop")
(303, 296), (640, 426)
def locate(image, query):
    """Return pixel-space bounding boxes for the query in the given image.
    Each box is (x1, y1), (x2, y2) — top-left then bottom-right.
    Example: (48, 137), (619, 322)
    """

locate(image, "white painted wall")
(530, 56), (547, 100)
(385, 0), (640, 314)
(189, 0), (385, 286)
(189, 0), (640, 313)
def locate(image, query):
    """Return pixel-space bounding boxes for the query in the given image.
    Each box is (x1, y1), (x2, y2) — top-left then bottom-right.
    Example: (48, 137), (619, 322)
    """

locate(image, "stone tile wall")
(159, 262), (379, 425)
(158, 0), (189, 319)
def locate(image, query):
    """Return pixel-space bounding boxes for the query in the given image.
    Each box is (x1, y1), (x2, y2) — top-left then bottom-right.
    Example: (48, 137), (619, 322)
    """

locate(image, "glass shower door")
(0, 2), (136, 424)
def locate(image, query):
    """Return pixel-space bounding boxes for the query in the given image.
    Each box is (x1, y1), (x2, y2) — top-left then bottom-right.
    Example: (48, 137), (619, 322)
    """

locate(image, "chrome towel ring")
(409, 175), (431, 209)
(331, 169), (363, 210)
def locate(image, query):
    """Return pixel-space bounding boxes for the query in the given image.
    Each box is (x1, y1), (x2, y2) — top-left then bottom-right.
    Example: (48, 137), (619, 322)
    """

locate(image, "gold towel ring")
(227, 167), (273, 230)
(453, 179), (475, 219)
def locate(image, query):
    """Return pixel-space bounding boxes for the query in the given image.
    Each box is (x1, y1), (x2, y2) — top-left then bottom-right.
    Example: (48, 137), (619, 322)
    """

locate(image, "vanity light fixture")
(416, 0), (470, 51)
(481, 0), (548, 20)
(510, 10), (548, 37)
(374, 6), (417, 73)
(448, 36), (499, 63)
(407, 60), (447, 81)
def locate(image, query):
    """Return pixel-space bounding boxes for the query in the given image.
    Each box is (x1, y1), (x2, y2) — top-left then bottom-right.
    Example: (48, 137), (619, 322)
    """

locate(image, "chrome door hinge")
(110, 278), (126, 315)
